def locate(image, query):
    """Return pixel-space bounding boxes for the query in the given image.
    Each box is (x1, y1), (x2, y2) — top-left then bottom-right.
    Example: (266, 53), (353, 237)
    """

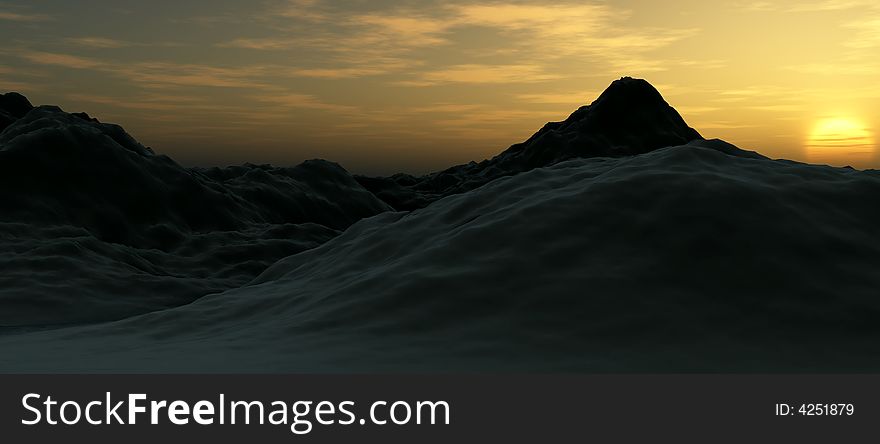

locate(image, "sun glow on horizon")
(807, 117), (875, 167)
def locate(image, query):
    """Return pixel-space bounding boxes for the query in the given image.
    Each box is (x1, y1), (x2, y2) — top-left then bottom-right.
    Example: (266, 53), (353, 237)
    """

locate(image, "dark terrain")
(1, 78), (878, 372)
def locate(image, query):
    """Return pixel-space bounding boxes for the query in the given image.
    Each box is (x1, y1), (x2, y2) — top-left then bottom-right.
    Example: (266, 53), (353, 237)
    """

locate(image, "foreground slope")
(2, 140), (879, 371)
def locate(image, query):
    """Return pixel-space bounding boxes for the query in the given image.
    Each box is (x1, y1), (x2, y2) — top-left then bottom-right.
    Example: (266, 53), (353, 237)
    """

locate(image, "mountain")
(356, 77), (762, 211)
(1, 78), (878, 372)
(0, 103), (390, 326)
(0, 105), (390, 248)
(0, 92), (33, 132)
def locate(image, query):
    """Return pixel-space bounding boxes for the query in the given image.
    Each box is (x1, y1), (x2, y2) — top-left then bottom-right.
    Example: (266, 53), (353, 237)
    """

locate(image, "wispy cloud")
(406, 103), (485, 114)
(845, 17), (880, 48)
(735, 0), (875, 12)
(0, 10), (51, 22)
(736, 1), (778, 12)
(694, 121), (756, 129)
(289, 57), (417, 79)
(66, 37), (133, 49)
(218, 2), (698, 83)
(675, 106), (722, 115)
(788, 0), (873, 12)
(15, 50), (274, 89)
(353, 13), (452, 47)
(787, 61), (880, 75)
(0, 71), (35, 92)
(251, 93), (359, 113)
(220, 37), (298, 50)
(20, 51), (103, 69)
(400, 64), (560, 86)
(116, 62), (273, 89)
(516, 91), (600, 105)
(65, 93), (221, 112)
(782, 8), (880, 77)
(273, 0), (330, 22)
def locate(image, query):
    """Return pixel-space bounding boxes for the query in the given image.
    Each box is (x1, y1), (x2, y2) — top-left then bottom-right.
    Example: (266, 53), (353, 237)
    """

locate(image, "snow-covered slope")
(3, 140), (878, 372)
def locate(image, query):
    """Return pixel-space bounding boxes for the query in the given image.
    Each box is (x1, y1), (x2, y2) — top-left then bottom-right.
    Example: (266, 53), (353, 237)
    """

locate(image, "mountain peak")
(493, 77), (703, 169)
(0, 92), (34, 132)
(576, 77), (702, 149)
(359, 77), (716, 210)
(592, 76), (666, 110)
(0, 92), (32, 116)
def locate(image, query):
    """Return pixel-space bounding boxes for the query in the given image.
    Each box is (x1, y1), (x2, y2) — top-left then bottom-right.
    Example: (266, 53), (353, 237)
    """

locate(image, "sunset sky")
(1, 0), (879, 174)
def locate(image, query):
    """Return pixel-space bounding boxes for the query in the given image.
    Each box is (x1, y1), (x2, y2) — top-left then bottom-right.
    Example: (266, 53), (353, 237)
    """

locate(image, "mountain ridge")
(355, 77), (764, 210)
(0, 78), (791, 328)
(2, 78), (880, 372)
(0, 98), (390, 326)
(0, 77), (759, 214)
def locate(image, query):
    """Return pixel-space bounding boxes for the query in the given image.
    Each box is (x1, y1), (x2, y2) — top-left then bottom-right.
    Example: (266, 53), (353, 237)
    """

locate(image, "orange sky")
(1, 0), (878, 174)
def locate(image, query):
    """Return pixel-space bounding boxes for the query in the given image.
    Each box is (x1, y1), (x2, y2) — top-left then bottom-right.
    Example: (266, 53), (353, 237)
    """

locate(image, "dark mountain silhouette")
(0, 105), (390, 249)
(0, 101), (390, 325)
(0, 92), (33, 132)
(2, 78), (879, 372)
(0, 78), (767, 327)
(357, 77), (763, 210)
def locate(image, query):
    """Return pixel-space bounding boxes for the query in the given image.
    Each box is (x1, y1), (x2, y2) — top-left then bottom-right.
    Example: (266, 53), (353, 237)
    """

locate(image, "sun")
(807, 117), (875, 166)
